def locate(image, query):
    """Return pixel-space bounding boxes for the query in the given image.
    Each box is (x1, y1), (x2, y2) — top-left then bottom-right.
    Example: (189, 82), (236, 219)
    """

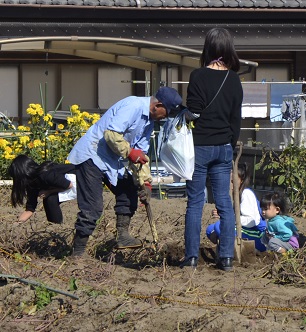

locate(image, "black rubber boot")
(72, 232), (89, 257)
(115, 214), (142, 249)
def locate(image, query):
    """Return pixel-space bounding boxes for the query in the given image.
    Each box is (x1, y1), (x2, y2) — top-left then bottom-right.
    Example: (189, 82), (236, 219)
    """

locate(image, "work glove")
(128, 148), (148, 164)
(129, 159), (152, 187)
(138, 182), (152, 204)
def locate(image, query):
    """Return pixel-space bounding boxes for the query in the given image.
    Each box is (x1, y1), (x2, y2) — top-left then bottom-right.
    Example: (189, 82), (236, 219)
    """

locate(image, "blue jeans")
(185, 144), (235, 260)
(206, 220), (267, 252)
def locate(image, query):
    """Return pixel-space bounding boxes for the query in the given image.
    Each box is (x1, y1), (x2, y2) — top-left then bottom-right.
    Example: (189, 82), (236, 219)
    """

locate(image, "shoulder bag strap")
(205, 70), (229, 110)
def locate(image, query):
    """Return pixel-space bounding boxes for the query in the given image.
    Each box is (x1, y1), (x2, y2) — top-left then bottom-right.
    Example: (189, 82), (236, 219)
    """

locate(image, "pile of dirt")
(0, 186), (306, 332)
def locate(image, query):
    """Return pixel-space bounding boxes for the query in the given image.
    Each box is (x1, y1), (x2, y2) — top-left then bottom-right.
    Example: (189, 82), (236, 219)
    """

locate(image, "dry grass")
(0, 187), (306, 331)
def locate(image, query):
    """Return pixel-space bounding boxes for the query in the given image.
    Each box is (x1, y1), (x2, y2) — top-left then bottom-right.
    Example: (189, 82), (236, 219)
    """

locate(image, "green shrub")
(0, 103), (100, 179)
(255, 144), (306, 215)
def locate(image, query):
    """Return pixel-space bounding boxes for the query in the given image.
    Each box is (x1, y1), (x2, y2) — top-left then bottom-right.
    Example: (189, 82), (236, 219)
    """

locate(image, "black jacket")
(26, 163), (76, 212)
(187, 67), (243, 149)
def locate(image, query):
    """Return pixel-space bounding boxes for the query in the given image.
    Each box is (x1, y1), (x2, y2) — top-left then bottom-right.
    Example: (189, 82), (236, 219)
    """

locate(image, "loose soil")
(0, 185), (306, 332)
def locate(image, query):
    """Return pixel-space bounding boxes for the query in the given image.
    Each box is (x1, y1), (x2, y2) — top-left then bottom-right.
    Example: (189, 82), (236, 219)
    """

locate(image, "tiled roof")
(1, 0), (306, 56)
(0, 0), (305, 8)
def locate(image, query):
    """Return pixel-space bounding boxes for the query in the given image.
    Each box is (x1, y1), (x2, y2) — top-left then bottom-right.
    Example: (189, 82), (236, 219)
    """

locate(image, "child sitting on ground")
(260, 191), (299, 253)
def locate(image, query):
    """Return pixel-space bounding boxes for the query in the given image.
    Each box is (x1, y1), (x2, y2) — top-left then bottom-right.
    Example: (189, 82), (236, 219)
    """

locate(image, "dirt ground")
(0, 185), (306, 332)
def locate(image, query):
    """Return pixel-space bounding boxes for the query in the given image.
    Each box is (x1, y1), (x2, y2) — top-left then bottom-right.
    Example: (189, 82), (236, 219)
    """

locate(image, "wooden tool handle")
(233, 142), (243, 242)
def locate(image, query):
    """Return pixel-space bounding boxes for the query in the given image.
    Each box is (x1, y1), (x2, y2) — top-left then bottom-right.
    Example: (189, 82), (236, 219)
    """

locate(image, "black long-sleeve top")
(26, 164), (76, 212)
(187, 67), (243, 149)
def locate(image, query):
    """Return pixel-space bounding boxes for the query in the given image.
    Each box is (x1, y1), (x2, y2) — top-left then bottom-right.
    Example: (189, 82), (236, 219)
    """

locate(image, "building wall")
(0, 58), (302, 128)
(61, 64), (97, 111)
(21, 64), (58, 122)
(98, 65), (133, 109)
(256, 64), (291, 82)
(295, 52), (306, 83)
(0, 66), (18, 120)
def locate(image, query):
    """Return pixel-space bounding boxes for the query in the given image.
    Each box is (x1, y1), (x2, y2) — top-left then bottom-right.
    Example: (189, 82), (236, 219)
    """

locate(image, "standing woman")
(181, 28), (243, 271)
(8, 154), (76, 224)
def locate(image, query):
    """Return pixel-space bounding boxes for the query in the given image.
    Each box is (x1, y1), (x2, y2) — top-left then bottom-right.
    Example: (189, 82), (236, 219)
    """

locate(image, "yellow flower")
(0, 138), (9, 148)
(48, 135), (57, 141)
(92, 114), (100, 121)
(70, 104), (80, 114)
(81, 111), (90, 118)
(30, 103), (41, 109)
(5, 146), (12, 153)
(43, 114), (52, 121)
(19, 136), (30, 145)
(31, 117), (39, 124)
(80, 120), (87, 128)
(33, 139), (42, 148)
(0, 101), (94, 177)
(27, 108), (37, 115)
(4, 152), (15, 160)
(14, 147), (22, 154)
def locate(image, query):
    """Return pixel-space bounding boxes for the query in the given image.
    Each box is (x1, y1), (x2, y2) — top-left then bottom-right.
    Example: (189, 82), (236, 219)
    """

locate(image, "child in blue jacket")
(260, 192), (299, 253)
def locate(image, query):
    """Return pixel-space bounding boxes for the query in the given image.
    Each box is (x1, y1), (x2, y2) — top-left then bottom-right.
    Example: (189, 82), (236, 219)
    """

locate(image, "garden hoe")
(233, 142), (257, 264)
(141, 183), (159, 249)
(131, 163), (159, 250)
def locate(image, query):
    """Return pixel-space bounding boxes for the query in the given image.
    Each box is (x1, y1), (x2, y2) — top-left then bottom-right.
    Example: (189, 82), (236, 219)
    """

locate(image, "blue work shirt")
(68, 96), (154, 186)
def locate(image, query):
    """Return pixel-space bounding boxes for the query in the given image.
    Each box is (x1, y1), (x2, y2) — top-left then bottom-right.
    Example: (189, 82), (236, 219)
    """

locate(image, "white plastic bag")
(158, 111), (194, 180)
(58, 173), (77, 202)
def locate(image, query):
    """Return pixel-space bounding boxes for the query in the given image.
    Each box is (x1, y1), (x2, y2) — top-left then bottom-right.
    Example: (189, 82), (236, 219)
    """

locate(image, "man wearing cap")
(68, 86), (182, 256)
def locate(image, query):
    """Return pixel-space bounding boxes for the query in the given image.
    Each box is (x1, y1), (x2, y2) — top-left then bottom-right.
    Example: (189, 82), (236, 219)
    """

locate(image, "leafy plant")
(34, 285), (56, 310)
(255, 144), (306, 215)
(0, 103), (100, 179)
(69, 277), (78, 291)
(114, 311), (127, 323)
(87, 289), (107, 298)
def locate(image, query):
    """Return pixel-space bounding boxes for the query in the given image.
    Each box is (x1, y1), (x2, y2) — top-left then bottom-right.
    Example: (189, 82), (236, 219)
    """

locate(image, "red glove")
(128, 148), (148, 164)
(138, 182), (152, 204)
